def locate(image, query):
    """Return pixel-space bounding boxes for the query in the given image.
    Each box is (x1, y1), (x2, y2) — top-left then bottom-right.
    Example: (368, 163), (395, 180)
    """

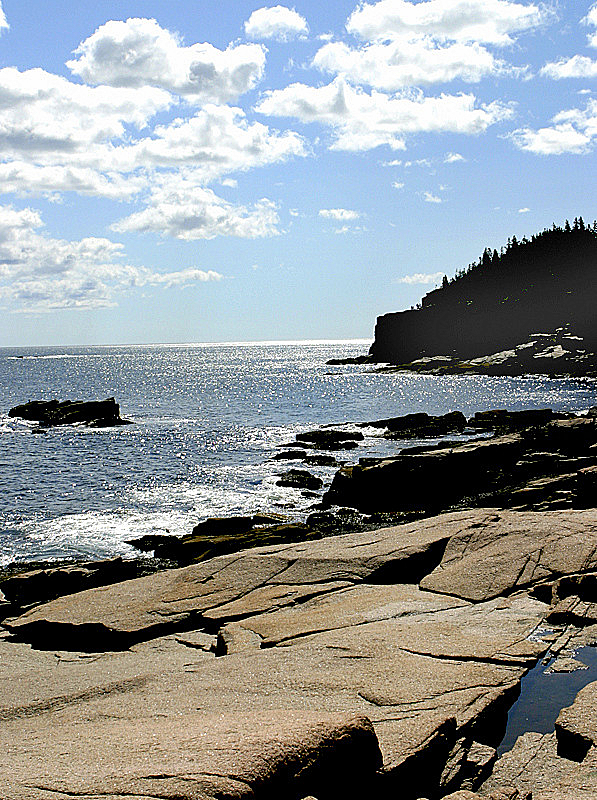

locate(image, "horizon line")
(1, 338), (373, 351)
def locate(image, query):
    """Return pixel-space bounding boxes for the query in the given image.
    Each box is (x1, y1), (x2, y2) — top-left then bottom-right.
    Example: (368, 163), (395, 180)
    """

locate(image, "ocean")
(1, 340), (596, 567)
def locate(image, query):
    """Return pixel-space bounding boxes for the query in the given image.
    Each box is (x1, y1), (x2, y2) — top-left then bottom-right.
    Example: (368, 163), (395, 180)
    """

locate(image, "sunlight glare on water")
(1, 341), (596, 564)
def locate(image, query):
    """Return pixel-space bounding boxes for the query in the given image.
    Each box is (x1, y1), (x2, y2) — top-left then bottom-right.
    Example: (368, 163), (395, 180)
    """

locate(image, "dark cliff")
(370, 220), (597, 364)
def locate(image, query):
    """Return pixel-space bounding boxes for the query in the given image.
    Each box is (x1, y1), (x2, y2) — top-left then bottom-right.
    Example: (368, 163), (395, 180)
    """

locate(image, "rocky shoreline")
(3, 407), (597, 798)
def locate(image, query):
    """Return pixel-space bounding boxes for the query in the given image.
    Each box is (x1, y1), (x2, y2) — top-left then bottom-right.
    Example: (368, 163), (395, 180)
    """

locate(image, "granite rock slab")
(420, 509), (597, 602)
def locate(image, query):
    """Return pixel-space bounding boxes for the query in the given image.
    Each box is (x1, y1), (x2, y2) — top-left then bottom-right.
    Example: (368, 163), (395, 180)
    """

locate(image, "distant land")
(362, 219), (597, 376)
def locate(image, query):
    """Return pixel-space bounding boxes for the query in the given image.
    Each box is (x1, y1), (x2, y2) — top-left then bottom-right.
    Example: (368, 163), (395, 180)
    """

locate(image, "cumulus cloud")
(510, 99), (597, 154)
(542, 55), (597, 79)
(244, 6), (309, 42)
(423, 191), (443, 202)
(444, 151), (464, 162)
(313, 38), (506, 90)
(518, 207), (530, 212)
(148, 268), (223, 287)
(122, 104), (306, 180)
(0, 162), (147, 201)
(113, 177), (280, 240)
(0, 67), (171, 160)
(319, 208), (360, 220)
(542, 5), (597, 76)
(586, 4), (597, 47)
(0, 205), (224, 312)
(0, 2), (8, 33)
(0, 69), (305, 203)
(256, 78), (512, 151)
(67, 18), (265, 103)
(397, 271), (445, 284)
(346, 0), (549, 46)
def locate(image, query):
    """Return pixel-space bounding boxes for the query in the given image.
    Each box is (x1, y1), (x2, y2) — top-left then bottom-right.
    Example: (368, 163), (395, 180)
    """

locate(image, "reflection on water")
(498, 646), (597, 754)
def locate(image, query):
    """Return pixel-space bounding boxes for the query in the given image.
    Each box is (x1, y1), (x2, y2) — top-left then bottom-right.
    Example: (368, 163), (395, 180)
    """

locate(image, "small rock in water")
(276, 469), (323, 490)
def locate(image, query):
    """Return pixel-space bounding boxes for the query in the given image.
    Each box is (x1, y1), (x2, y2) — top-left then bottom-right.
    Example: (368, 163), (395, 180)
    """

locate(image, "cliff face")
(370, 223), (597, 364)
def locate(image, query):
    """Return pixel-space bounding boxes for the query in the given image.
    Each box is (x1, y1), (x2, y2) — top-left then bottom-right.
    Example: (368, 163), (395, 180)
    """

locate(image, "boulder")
(295, 430), (364, 450)
(470, 409), (561, 430)
(420, 509), (597, 602)
(154, 522), (315, 564)
(522, 417), (597, 455)
(272, 449), (309, 460)
(481, 731), (597, 799)
(323, 434), (525, 513)
(0, 708), (382, 800)
(0, 558), (157, 610)
(277, 469), (324, 490)
(8, 398), (131, 428)
(361, 411), (467, 439)
(556, 680), (597, 761)
(576, 465), (597, 506)
(303, 454), (339, 467)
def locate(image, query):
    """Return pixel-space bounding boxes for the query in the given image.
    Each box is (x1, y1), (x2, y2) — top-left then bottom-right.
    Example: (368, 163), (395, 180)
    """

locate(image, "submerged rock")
(8, 397), (131, 428)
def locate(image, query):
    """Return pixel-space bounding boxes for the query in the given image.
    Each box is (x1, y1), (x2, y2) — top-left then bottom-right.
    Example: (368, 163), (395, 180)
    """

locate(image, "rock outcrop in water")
(8, 397), (131, 427)
(368, 222), (597, 376)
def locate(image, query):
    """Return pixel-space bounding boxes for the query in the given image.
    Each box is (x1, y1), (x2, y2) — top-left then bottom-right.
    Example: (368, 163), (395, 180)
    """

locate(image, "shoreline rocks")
(4, 507), (597, 798)
(5, 406), (597, 798)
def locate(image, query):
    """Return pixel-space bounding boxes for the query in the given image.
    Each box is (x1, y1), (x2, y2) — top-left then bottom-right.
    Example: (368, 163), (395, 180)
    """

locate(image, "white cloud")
(510, 99), (597, 154)
(113, 177), (280, 240)
(0, 2), (8, 33)
(244, 6), (309, 42)
(346, 0), (549, 46)
(0, 67), (172, 161)
(123, 105), (306, 180)
(67, 18), (265, 103)
(313, 38), (505, 90)
(392, 181), (405, 188)
(423, 191), (443, 202)
(148, 268), (223, 288)
(319, 207), (360, 220)
(256, 78), (512, 151)
(0, 162), (147, 201)
(397, 271), (445, 284)
(585, 4), (597, 47)
(518, 206), (530, 212)
(220, 178), (238, 188)
(0, 73), (305, 202)
(444, 151), (465, 162)
(542, 55), (597, 79)
(0, 205), (224, 312)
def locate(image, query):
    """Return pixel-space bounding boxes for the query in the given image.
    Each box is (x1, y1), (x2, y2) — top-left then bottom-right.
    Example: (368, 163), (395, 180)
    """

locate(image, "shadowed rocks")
(8, 397), (131, 428)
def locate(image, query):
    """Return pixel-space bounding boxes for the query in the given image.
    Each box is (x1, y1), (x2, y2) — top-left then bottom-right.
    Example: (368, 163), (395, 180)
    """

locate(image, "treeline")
(421, 218), (597, 312)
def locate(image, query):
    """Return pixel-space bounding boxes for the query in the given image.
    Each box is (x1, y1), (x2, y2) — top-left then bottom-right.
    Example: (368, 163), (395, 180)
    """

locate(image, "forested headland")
(370, 219), (597, 371)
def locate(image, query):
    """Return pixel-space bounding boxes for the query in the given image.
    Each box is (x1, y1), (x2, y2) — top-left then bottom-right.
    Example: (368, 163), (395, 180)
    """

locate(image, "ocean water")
(1, 340), (596, 566)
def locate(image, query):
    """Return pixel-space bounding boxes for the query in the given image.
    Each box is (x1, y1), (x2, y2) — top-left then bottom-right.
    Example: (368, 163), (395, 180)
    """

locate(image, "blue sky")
(0, 0), (595, 346)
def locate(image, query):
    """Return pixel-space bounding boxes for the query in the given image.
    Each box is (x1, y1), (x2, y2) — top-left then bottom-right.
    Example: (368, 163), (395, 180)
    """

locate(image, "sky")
(0, 0), (595, 347)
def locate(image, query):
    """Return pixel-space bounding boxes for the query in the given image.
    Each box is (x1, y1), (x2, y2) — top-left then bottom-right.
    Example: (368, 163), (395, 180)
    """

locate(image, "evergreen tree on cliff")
(370, 222), (597, 363)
